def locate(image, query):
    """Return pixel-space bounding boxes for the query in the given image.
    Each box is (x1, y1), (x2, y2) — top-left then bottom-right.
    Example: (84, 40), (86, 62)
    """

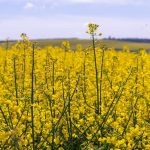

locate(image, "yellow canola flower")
(0, 35), (149, 149)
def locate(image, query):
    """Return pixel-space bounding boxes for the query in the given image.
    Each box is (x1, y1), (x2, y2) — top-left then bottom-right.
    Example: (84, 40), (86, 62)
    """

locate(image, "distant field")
(1, 38), (150, 52)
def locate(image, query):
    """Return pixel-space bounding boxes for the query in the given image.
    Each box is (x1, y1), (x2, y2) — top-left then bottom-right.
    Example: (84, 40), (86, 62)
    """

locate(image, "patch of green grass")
(1, 39), (150, 51)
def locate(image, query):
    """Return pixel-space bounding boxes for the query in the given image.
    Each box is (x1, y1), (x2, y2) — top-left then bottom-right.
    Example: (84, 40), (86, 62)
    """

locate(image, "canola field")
(0, 25), (150, 150)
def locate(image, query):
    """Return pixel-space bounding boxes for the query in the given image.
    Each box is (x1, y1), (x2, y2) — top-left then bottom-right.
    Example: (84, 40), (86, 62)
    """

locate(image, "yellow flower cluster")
(0, 37), (149, 149)
(86, 23), (102, 36)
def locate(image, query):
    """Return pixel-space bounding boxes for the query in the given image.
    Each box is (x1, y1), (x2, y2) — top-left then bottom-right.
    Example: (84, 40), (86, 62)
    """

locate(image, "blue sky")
(0, 0), (150, 40)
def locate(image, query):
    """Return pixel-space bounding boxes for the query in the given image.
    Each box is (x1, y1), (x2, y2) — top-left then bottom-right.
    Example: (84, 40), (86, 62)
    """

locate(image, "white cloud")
(69, 0), (146, 5)
(70, 0), (94, 3)
(0, 15), (149, 40)
(0, 0), (147, 5)
(24, 2), (34, 9)
(46, 0), (147, 5)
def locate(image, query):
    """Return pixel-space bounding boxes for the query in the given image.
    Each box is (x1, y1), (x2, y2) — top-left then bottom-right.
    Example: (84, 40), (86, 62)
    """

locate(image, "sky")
(0, 0), (150, 40)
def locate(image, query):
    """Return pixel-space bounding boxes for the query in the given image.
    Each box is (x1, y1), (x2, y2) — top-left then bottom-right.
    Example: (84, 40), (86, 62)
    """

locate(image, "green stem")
(99, 48), (105, 115)
(13, 56), (19, 105)
(31, 44), (35, 150)
(92, 35), (99, 114)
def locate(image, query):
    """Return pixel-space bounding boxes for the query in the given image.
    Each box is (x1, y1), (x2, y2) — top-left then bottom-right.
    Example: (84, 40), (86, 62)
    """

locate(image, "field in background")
(1, 39), (150, 51)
